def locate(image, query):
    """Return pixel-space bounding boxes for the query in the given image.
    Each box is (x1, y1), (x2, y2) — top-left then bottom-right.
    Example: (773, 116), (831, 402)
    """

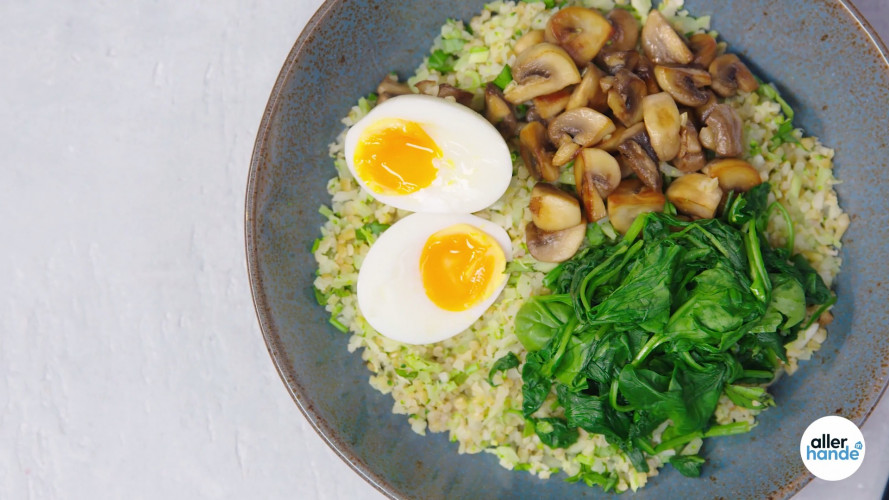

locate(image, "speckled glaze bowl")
(246, 1), (889, 498)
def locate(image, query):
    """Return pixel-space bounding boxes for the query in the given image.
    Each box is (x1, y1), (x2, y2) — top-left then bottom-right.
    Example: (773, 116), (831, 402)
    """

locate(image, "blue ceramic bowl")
(246, 1), (889, 498)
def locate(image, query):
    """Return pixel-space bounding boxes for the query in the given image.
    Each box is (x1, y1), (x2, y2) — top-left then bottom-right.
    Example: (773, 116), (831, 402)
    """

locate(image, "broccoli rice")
(312, 0), (847, 492)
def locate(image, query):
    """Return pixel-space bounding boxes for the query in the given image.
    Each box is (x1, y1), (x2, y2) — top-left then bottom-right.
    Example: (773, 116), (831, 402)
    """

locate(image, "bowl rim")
(244, 1), (889, 498)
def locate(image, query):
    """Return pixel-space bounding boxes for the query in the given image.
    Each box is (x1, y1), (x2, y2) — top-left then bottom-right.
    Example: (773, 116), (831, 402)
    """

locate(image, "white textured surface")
(1, 1), (887, 499)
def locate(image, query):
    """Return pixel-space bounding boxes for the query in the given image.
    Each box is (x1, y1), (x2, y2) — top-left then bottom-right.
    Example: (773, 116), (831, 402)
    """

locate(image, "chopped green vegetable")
(487, 352), (520, 386)
(669, 455), (706, 477)
(355, 221), (390, 244)
(428, 49), (454, 73)
(533, 417), (579, 448)
(440, 38), (465, 54)
(492, 65), (513, 90)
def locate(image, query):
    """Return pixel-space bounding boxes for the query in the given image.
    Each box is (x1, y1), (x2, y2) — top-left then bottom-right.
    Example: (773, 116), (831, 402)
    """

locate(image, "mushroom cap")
(525, 221), (587, 263)
(709, 53), (759, 97)
(607, 178), (666, 233)
(653, 65), (713, 107)
(545, 6), (613, 66)
(666, 173), (723, 219)
(673, 115), (706, 173)
(575, 147), (622, 199)
(519, 121), (560, 182)
(606, 8), (640, 52)
(641, 10), (693, 65)
(484, 83), (517, 136)
(699, 103), (744, 157)
(688, 33), (718, 68)
(617, 125), (662, 191)
(705, 158), (763, 192)
(607, 68), (648, 127)
(530, 183), (583, 231)
(641, 92), (682, 162)
(504, 43), (582, 104)
(547, 107), (616, 148)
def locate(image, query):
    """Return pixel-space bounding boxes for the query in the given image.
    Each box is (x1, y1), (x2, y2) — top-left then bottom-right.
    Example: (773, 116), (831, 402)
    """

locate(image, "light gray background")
(2, 0), (887, 498)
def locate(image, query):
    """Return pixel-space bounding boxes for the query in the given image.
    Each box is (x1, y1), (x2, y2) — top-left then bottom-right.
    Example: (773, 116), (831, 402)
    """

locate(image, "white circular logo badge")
(800, 416), (865, 481)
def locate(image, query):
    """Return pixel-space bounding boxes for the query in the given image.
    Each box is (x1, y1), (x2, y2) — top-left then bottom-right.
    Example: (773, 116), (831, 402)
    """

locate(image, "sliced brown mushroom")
(532, 87), (573, 120)
(653, 65), (712, 107)
(607, 69), (648, 127)
(596, 122), (644, 152)
(636, 55), (661, 95)
(514, 29), (545, 55)
(416, 80), (474, 107)
(641, 92), (681, 162)
(504, 43), (582, 104)
(617, 127), (661, 191)
(526, 221), (587, 263)
(545, 6), (613, 66)
(699, 104), (743, 157)
(606, 8), (640, 52)
(666, 173), (723, 219)
(567, 64), (607, 111)
(552, 142), (581, 168)
(607, 178), (666, 233)
(377, 74), (412, 102)
(706, 158), (763, 192)
(673, 114), (706, 173)
(688, 33), (718, 68)
(484, 83), (517, 137)
(437, 83), (474, 107)
(575, 148), (622, 197)
(641, 10), (693, 65)
(694, 89), (719, 122)
(547, 107), (616, 148)
(530, 183), (583, 231)
(709, 54), (759, 97)
(599, 50), (640, 75)
(519, 121), (560, 182)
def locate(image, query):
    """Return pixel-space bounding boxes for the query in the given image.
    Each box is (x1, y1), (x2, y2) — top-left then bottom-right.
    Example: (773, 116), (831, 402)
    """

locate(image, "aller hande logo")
(800, 416), (866, 481)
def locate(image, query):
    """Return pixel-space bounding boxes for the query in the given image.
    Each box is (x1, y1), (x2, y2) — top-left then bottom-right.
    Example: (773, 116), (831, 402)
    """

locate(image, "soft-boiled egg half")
(357, 213), (512, 344)
(345, 94), (512, 214)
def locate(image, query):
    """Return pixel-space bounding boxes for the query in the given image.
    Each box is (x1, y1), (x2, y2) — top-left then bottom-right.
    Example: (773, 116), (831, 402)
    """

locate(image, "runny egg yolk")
(353, 118), (441, 195)
(419, 224), (506, 312)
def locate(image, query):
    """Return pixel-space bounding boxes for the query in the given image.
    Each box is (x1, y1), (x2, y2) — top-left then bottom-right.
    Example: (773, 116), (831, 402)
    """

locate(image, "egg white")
(357, 213), (513, 345)
(344, 94), (512, 214)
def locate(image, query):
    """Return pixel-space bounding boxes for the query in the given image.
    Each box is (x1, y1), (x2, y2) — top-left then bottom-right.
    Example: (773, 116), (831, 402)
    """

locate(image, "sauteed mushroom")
(520, 121), (559, 181)
(699, 104), (743, 156)
(514, 29), (545, 55)
(532, 87), (574, 120)
(607, 178), (666, 233)
(641, 10), (693, 65)
(606, 8), (640, 52)
(567, 64), (607, 112)
(607, 68), (647, 126)
(709, 54), (759, 97)
(575, 148), (622, 221)
(377, 74), (412, 102)
(706, 158), (763, 192)
(545, 6), (613, 66)
(673, 114), (706, 173)
(642, 92), (681, 162)
(617, 126), (661, 190)
(504, 43), (582, 104)
(688, 33), (718, 68)
(416, 80), (474, 107)
(484, 83), (517, 136)
(526, 221), (587, 263)
(666, 173), (723, 219)
(529, 183), (583, 231)
(548, 107), (616, 148)
(653, 65), (712, 107)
